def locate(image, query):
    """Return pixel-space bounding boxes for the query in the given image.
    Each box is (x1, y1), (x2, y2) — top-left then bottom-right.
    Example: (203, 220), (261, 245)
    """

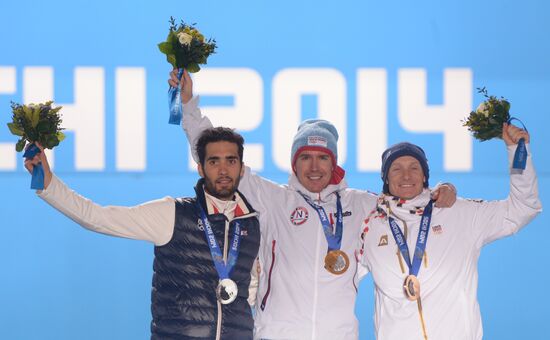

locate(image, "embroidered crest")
(290, 207), (309, 225)
(378, 234), (388, 246)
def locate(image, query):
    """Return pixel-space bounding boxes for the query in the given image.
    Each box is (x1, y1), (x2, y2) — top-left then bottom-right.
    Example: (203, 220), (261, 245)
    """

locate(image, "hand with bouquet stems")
(168, 68), (193, 105)
(23, 143), (52, 190)
(502, 122), (529, 146)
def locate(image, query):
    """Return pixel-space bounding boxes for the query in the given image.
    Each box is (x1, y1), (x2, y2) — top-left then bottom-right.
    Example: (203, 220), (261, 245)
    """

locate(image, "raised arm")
(470, 123), (542, 247)
(169, 68), (212, 163)
(170, 68), (284, 209)
(24, 145), (175, 246)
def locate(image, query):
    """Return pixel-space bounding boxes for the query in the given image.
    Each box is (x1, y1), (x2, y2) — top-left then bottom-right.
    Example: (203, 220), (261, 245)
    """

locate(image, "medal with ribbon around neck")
(388, 200), (434, 301)
(196, 202), (242, 304)
(299, 191), (349, 275)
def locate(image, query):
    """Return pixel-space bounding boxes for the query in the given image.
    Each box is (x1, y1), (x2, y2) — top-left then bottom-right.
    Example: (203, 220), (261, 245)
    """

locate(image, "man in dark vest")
(24, 127), (261, 340)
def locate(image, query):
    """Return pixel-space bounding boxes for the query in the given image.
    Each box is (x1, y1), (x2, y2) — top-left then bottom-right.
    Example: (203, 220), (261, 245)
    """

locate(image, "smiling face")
(294, 149), (334, 193)
(198, 141), (244, 200)
(387, 155), (426, 199)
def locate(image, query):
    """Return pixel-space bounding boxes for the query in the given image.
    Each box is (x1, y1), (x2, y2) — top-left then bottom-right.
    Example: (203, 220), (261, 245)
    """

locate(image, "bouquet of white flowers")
(462, 87), (511, 141)
(159, 17), (217, 125)
(463, 87), (527, 169)
(158, 17), (217, 73)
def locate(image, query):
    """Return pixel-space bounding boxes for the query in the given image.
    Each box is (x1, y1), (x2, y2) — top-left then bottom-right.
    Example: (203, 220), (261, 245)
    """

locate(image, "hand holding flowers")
(463, 87), (528, 169)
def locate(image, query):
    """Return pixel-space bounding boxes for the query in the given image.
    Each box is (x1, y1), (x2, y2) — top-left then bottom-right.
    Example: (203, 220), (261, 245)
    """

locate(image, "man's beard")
(203, 175), (241, 200)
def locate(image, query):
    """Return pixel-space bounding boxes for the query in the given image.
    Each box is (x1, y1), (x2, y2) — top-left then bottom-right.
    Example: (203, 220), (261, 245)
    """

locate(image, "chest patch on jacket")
(290, 206), (309, 225)
(378, 234), (389, 246)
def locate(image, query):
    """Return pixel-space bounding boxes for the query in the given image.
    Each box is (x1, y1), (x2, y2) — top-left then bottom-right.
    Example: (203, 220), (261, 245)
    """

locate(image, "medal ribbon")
(23, 143), (45, 190)
(196, 202), (242, 280)
(507, 117), (528, 170)
(299, 192), (343, 251)
(167, 68), (184, 125)
(388, 200), (434, 276)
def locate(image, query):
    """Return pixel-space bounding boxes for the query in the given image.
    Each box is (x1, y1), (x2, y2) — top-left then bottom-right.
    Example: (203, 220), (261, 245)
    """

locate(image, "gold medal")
(403, 274), (420, 301)
(324, 250), (350, 275)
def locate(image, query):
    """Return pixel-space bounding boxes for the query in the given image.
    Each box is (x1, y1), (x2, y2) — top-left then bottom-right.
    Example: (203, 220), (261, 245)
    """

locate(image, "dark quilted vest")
(151, 179), (260, 339)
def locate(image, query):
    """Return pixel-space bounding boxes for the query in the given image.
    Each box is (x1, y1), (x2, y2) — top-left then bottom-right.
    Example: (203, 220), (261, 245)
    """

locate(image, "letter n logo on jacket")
(290, 207), (309, 225)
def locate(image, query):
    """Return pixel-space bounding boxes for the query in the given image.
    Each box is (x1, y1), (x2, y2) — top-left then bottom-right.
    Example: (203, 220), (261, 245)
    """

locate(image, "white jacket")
(358, 144), (542, 340)
(182, 96), (377, 340)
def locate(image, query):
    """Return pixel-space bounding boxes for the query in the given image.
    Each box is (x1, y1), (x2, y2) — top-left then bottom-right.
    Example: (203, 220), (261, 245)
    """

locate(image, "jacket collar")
(193, 178), (256, 218)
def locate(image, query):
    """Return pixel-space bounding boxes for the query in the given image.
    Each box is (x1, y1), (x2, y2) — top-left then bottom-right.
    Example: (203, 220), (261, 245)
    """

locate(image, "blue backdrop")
(1, 0), (548, 339)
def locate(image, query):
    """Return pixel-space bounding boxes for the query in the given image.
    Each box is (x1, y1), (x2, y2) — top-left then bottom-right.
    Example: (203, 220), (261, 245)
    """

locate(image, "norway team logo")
(290, 207), (309, 225)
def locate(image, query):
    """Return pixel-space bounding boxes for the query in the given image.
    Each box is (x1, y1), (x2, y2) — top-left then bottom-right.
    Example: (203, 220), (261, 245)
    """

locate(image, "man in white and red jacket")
(358, 125), (541, 339)
(170, 69), (457, 339)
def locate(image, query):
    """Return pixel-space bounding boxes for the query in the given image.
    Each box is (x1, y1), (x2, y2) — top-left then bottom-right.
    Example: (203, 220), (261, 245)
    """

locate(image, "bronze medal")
(403, 275), (420, 301)
(324, 250), (350, 275)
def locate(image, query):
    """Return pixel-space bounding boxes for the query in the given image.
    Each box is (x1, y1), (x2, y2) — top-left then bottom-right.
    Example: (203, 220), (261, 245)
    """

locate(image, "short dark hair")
(196, 127), (245, 166)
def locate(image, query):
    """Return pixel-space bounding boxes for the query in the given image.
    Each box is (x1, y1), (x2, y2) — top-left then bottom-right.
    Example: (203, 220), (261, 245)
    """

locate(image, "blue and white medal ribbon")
(299, 192), (349, 274)
(507, 117), (528, 170)
(196, 202), (242, 304)
(167, 68), (184, 125)
(388, 200), (434, 300)
(23, 143), (45, 190)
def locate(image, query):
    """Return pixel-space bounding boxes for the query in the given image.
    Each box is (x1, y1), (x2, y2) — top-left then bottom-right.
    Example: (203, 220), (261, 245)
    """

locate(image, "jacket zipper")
(260, 240), (276, 310)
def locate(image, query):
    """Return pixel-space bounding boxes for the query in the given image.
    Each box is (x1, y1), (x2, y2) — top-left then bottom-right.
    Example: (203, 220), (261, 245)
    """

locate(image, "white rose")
(476, 102), (490, 117)
(177, 32), (193, 46)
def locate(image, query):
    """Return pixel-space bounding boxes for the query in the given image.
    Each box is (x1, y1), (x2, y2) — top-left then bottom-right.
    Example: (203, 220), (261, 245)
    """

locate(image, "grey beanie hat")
(291, 119), (339, 165)
(381, 142), (429, 194)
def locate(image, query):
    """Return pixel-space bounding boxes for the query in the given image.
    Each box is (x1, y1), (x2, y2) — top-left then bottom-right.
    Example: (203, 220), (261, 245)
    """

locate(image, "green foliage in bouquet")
(462, 87), (511, 141)
(157, 17), (217, 73)
(7, 101), (65, 152)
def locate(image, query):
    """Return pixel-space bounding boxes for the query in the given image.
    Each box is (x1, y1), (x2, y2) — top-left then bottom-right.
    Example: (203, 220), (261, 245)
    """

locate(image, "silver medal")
(216, 278), (238, 304)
